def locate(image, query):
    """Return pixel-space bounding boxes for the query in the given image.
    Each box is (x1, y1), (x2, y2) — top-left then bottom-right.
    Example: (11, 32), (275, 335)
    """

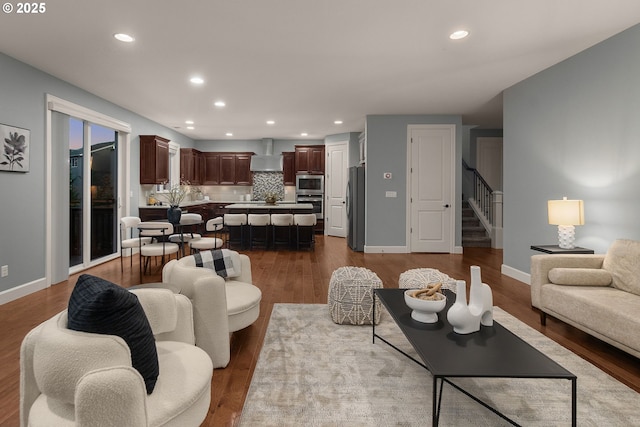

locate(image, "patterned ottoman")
(399, 268), (456, 292)
(328, 266), (382, 325)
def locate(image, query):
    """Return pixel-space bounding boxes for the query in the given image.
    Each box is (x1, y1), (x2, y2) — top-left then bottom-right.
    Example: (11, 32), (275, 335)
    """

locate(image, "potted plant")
(264, 192), (278, 205)
(159, 181), (189, 223)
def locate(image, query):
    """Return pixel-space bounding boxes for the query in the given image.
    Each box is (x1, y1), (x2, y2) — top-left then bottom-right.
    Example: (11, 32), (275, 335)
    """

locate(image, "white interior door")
(408, 125), (454, 252)
(325, 141), (348, 237)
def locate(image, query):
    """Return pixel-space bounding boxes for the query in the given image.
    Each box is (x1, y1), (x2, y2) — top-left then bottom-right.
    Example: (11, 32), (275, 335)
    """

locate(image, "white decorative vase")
(446, 266), (494, 334)
(447, 280), (477, 334)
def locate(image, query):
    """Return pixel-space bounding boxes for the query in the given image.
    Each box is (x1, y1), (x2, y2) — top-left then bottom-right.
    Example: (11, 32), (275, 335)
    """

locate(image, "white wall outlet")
(383, 172), (392, 179)
(385, 191), (397, 198)
(1, 265), (7, 277)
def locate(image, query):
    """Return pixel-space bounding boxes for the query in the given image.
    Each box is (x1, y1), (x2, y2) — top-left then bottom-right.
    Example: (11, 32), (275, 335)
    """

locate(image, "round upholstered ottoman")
(328, 266), (382, 325)
(398, 268), (456, 292)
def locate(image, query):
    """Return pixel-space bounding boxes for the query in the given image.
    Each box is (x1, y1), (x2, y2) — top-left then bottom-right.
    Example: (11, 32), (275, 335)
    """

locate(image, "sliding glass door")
(69, 119), (119, 269)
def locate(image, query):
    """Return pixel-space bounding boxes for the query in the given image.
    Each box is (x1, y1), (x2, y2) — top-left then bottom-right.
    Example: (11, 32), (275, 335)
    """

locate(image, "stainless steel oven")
(296, 175), (324, 195)
(296, 194), (323, 220)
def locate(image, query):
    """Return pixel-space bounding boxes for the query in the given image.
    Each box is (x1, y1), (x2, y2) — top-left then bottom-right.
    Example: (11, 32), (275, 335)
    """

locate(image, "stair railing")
(462, 159), (503, 248)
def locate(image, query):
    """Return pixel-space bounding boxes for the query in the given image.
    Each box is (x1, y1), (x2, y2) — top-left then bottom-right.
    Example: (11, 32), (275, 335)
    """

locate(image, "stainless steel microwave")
(296, 175), (324, 194)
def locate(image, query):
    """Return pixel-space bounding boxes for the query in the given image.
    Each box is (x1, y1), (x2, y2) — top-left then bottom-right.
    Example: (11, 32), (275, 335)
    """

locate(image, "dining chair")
(189, 217), (225, 253)
(138, 222), (180, 276)
(169, 213), (203, 256)
(119, 216), (152, 271)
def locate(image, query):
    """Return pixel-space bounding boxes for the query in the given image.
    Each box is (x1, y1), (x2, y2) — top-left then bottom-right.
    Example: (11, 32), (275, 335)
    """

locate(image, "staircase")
(462, 201), (492, 248)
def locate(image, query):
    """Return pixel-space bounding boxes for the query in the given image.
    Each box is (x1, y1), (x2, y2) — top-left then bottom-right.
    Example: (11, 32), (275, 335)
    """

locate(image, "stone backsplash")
(252, 172), (285, 201)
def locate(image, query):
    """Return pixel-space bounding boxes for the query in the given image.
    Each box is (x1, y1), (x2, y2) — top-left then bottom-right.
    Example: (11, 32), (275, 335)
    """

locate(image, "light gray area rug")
(240, 304), (640, 426)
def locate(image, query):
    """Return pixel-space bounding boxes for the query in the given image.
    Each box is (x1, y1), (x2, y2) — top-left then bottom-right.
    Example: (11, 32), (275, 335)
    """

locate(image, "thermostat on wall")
(383, 172), (392, 179)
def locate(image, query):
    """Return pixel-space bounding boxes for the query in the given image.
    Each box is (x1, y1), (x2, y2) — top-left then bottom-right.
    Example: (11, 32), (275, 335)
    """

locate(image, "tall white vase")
(447, 280), (478, 334)
(446, 266), (494, 334)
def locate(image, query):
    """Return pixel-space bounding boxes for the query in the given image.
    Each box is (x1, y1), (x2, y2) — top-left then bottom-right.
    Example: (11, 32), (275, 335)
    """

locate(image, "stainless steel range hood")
(250, 138), (283, 172)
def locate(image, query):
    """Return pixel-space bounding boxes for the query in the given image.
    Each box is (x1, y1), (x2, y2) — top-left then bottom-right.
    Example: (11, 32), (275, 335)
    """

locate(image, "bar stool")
(224, 213), (247, 250)
(270, 213), (294, 250)
(189, 217), (225, 253)
(293, 213), (317, 250)
(247, 214), (271, 250)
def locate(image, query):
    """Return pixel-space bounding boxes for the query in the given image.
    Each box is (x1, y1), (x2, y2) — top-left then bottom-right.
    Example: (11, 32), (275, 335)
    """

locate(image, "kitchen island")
(225, 203), (317, 249)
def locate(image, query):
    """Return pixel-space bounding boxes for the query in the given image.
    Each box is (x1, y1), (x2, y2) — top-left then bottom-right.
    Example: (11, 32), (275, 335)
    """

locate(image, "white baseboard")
(501, 264), (531, 285)
(0, 277), (48, 305)
(364, 246), (408, 253)
(364, 245), (464, 254)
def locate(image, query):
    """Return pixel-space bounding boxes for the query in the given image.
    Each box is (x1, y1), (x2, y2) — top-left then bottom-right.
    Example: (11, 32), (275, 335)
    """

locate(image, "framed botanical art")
(1, 123), (30, 173)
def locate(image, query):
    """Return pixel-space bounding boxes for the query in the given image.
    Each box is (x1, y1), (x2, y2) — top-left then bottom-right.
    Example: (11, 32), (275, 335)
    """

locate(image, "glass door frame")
(46, 95), (132, 285)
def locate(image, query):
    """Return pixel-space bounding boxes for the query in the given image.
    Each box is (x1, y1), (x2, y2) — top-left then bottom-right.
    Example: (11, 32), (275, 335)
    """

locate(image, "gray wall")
(194, 139), (324, 154)
(503, 23), (640, 275)
(0, 52), (193, 294)
(365, 115), (463, 248)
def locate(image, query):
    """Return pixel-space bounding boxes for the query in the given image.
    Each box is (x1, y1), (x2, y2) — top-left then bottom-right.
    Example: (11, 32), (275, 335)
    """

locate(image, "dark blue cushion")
(67, 274), (159, 394)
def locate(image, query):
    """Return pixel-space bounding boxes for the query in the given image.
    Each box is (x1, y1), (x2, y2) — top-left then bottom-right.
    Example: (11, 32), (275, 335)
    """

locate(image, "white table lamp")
(548, 197), (584, 249)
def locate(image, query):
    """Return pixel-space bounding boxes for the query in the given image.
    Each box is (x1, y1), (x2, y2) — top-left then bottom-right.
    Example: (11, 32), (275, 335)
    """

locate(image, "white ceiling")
(1, 1), (639, 141)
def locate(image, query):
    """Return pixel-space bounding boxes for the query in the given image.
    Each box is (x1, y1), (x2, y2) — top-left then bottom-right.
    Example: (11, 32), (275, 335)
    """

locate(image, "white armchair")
(20, 288), (213, 427)
(162, 251), (262, 368)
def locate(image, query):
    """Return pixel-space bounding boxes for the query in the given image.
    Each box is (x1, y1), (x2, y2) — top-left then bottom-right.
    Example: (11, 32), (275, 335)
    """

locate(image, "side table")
(530, 245), (594, 254)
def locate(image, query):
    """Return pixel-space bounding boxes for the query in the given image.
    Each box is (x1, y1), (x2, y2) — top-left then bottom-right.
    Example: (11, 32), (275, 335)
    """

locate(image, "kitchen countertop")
(225, 203), (313, 210)
(140, 200), (298, 209)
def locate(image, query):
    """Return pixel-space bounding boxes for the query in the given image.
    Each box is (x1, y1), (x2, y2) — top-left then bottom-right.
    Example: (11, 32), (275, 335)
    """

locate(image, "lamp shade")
(548, 197), (584, 226)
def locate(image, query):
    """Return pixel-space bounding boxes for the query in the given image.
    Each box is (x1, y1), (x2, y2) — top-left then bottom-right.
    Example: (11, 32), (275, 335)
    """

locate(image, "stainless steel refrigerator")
(347, 165), (365, 251)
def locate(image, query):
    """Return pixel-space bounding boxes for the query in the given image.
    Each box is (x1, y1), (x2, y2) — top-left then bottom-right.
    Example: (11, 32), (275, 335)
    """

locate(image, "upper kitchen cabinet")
(219, 152), (254, 185)
(282, 152), (295, 185)
(202, 152), (220, 185)
(235, 153), (253, 185)
(140, 135), (170, 184)
(295, 145), (325, 175)
(180, 148), (203, 185)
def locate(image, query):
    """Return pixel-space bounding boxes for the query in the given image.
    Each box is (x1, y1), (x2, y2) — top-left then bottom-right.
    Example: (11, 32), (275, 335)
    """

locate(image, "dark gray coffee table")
(373, 288), (576, 426)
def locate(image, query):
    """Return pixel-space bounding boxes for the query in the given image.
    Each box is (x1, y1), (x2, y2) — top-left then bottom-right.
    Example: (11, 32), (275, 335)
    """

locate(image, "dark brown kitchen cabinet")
(295, 145), (325, 175)
(202, 153), (220, 185)
(219, 154), (236, 185)
(219, 152), (254, 185)
(282, 152), (295, 185)
(180, 148), (202, 185)
(138, 207), (169, 222)
(235, 153), (252, 185)
(140, 135), (170, 184)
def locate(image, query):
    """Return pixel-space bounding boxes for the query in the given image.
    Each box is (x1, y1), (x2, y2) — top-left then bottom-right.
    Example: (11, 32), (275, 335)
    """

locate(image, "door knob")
(444, 204), (450, 208)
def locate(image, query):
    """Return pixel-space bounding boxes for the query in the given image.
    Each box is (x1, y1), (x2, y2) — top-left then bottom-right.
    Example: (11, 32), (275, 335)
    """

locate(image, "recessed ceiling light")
(449, 30), (469, 40)
(190, 76), (204, 84)
(214, 101), (226, 107)
(334, 120), (343, 125)
(187, 126), (195, 130)
(185, 120), (194, 125)
(114, 33), (135, 43)
(266, 120), (275, 125)
(226, 132), (233, 137)
(301, 132), (308, 137)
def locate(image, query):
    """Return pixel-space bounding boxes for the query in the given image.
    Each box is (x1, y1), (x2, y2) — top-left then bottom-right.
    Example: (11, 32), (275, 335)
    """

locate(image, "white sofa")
(162, 251), (262, 368)
(531, 239), (640, 359)
(21, 287), (213, 427)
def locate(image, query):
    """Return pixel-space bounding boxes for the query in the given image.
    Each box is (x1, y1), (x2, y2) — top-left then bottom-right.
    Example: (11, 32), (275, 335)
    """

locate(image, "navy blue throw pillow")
(67, 274), (159, 394)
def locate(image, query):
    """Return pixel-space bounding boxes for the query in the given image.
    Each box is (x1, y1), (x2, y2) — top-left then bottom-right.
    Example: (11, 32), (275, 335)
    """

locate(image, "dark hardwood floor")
(2, 235), (639, 426)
